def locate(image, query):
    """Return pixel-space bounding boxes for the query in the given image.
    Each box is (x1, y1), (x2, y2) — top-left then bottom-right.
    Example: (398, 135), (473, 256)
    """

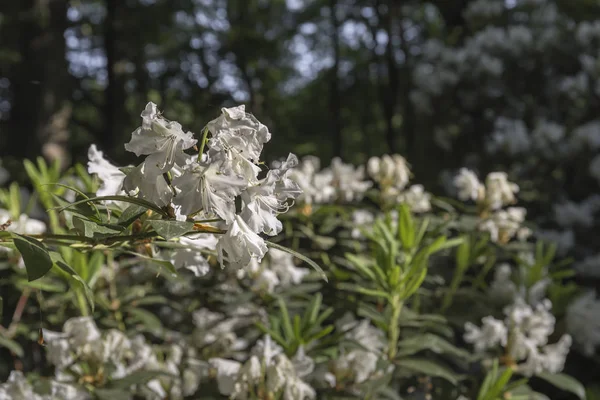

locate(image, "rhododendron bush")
(0, 104), (594, 400)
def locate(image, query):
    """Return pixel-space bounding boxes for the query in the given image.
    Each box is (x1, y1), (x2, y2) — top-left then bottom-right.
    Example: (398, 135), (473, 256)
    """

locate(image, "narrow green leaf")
(94, 389), (132, 400)
(267, 241), (327, 281)
(149, 220), (194, 240)
(256, 322), (287, 347)
(43, 183), (101, 220)
(396, 333), (472, 360)
(337, 283), (389, 299)
(54, 195), (168, 217)
(72, 216), (124, 238)
(345, 253), (376, 281)
(54, 261), (95, 312)
(0, 336), (24, 357)
(398, 204), (415, 250)
(278, 298), (295, 342)
(13, 234), (53, 281)
(535, 372), (586, 399)
(109, 370), (174, 389)
(396, 358), (461, 385)
(125, 307), (164, 335)
(125, 251), (177, 276)
(117, 205), (147, 227)
(456, 236), (471, 272)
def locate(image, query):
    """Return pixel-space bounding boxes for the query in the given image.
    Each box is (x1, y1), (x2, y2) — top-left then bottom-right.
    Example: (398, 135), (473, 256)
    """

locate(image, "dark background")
(1, 0), (600, 198)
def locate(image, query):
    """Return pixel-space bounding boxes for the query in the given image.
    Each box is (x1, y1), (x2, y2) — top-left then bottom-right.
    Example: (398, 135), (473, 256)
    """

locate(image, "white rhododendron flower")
(171, 233), (219, 277)
(485, 172), (519, 210)
(206, 105), (271, 181)
(367, 154), (410, 190)
(0, 209), (46, 235)
(125, 102), (197, 174)
(465, 298), (571, 376)
(172, 158), (246, 221)
(464, 316), (507, 352)
(217, 215), (268, 269)
(398, 184), (431, 213)
(454, 168), (482, 202)
(122, 161), (173, 207)
(566, 290), (600, 356)
(87, 144), (126, 197)
(210, 336), (315, 399)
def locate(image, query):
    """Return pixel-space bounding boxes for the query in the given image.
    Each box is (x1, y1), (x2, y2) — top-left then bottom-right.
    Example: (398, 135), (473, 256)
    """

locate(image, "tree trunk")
(3, 0), (71, 167)
(329, 0), (342, 158)
(103, 0), (126, 156)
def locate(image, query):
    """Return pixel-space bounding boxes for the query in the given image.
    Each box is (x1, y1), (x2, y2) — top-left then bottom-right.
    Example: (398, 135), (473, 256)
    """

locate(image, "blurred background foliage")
(0, 0), (596, 186)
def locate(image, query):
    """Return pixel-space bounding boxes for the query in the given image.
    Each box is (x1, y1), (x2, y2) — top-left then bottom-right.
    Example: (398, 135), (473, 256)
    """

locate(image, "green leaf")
(0, 336), (24, 357)
(125, 307), (164, 335)
(72, 216), (124, 238)
(278, 297), (295, 342)
(396, 333), (472, 360)
(398, 204), (415, 250)
(53, 195), (168, 217)
(117, 205), (147, 227)
(396, 358), (461, 385)
(149, 220), (194, 240)
(125, 251), (177, 276)
(53, 261), (95, 312)
(535, 372), (586, 399)
(266, 241), (327, 282)
(94, 389), (132, 400)
(456, 236), (471, 272)
(108, 370), (174, 389)
(13, 234), (53, 281)
(0, 296), (2, 319)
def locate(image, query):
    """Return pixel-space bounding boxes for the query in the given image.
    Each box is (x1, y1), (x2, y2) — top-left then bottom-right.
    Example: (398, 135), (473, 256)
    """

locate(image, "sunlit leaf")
(13, 234), (53, 281)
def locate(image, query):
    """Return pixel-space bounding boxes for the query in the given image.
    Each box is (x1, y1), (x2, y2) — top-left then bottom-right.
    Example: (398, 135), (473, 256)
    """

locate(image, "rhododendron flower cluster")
(87, 103), (301, 272)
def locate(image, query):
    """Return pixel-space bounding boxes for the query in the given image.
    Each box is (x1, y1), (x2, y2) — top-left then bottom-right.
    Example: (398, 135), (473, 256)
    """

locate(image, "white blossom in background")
(488, 263), (518, 303)
(574, 254), (600, 278)
(570, 120), (600, 152)
(87, 144), (126, 197)
(0, 209), (46, 235)
(367, 154), (411, 191)
(209, 336), (315, 399)
(350, 209), (375, 238)
(38, 316), (196, 398)
(465, 298), (571, 376)
(553, 195), (600, 228)
(531, 119), (567, 159)
(238, 248), (310, 294)
(464, 316), (507, 352)
(536, 229), (575, 256)
(463, 0), (505, 20)
(171, 233), (219, 277)
(484, 172), (519, 210)
(288, 156), (334, 205)
(0, 371), (60, 400)
(479, 207), (527, 243)
(486, 117), (531, 156)
(330, 158), (372, 203)
(398, 184), (432, 213)
(0, 161), (8, 186)
(454, 168), (483, 202)
(323, 315), (387, 388)
(566, 291), (600, 356)
(589, 153), (600, 184)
